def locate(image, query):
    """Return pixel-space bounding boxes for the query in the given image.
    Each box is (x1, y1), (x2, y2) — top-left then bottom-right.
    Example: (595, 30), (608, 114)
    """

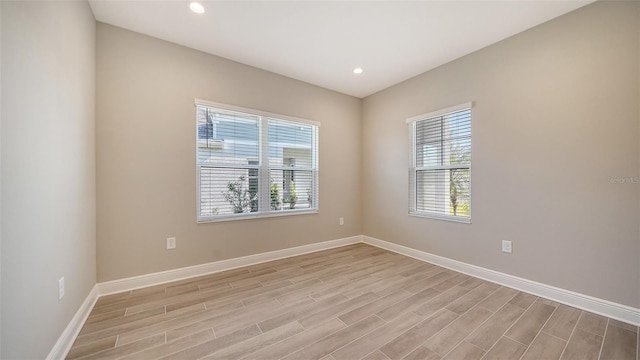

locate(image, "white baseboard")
(98, 235), (361, 296)
(46, 285), (99, 360)
(362, 235), (640, 326)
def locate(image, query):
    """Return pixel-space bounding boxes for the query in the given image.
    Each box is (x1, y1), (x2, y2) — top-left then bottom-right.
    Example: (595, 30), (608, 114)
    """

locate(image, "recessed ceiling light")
(189, 1), (205, 14)
(353, 67), (363, 75)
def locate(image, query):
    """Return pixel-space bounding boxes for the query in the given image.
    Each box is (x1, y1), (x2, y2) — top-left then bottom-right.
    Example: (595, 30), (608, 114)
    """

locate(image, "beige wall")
(0, 1), (96, 358)
(362, 1), (640, 308)
(96, 24), (361, 282)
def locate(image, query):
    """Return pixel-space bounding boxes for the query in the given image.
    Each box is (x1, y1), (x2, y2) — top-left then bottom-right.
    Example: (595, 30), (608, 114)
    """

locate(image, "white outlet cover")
(167, 237), (176, 250)
(502, 240), (512, 254)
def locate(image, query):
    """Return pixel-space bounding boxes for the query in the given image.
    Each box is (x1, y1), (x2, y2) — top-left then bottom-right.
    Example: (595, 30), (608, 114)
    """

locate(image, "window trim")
(195, 99), (320, 223)
(407, 102), (472, 224)
(195, 99), (320, 127)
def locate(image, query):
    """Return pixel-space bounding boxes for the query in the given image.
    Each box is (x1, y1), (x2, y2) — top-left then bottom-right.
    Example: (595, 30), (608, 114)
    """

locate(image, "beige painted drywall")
(96, 24), (361, 282)
(362, 1), (640, 308)
(1, 1), (96, 358)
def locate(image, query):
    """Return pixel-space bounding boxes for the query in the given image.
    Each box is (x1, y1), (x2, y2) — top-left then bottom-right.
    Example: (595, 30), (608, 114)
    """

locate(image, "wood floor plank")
(458, 277), (486, 290)
(331, 311), (423, 360)
(521, 331), (567, 360)
(542, 304), (581, 340)
(213, 297), (314, 337)
(362, 350), (393, 360)
(277, 263), (348, 285)
(202, 321), (305, 360)
(79, 306), (165, 335)
(66, 336), (117, 360)
(67, 244), (638, 359)
(93, 291), (134, 308)
(346, 261), (399, 281)
(422, 306), (493, 356)
(475, 286), (518, 313)
(600, 322), (637, 360)
(441, 341), (484, 360)
(465, 303), (525, 351)
(165, 280), (207, 294)
(577, 311), (608, 336)
(276, 275), (352, 304)
(401, 346), (442, 360)
(162, 300), (244, 342)
(201, 282), (283, 309)
(379, 309), (459, 360)
(123, 281), (261, 316)
(252, 267), (303, 286)
(244, 318), (347, 360)
(319, 356), (336, 360)
(258, 293), (347, 333)
(92, 284), (203, 314)
(116, 301), (239, 345)
(310, 274), (385, 301)
(74, 303), (205, 347)
(508, 292), (538, 309)
(342, 274), (405, 299)
(282, 315), (386, 360)
(75, 333), (164, 360)
(609, 319), (639, 333)
(119, 329), (215, 360)
(560, 327), (603, 360)
(169, 268), (249, 289)
(376, 287), (441, 321)
(403, 270), (455, 294)
(413, 286), (472, 318)
(430, 273), (472, 293)
(338, 289), (412, 325)
(161, 299), (279, 343)
(197, 282), (289, 309)
(241, 278), (322, 306)
(84, 308), (126, 325)
(482, 337), (527, 360)
(371, 268), (441, 297)
(298, 292), (380, 328)
(444, 283), (498, 315)
(504, 300), (555, 345)
(194, 268), (275, 290)
(159, 324), (262, 359)
(395, 261), (435, 277)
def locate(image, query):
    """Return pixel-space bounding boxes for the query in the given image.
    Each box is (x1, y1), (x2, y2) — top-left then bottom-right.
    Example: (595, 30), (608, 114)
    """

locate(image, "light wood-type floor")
(67, 244), (639, 360)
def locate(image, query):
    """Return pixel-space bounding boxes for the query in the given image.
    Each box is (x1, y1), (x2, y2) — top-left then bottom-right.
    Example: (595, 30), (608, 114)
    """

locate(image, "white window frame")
(195, 99), (319, 223)
(407, 102), (472, 223)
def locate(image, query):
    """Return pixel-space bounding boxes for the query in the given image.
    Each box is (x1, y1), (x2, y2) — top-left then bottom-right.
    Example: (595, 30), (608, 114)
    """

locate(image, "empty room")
(1, 0), (639, 359)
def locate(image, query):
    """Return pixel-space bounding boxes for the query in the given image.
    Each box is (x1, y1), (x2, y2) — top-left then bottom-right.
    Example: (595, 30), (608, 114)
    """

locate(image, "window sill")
(198, 209), (319, 224)
(409, 211), (471, 224)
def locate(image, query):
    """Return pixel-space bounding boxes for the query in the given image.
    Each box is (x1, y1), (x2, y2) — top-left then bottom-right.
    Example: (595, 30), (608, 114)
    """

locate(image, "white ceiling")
(89, 0), (593, 98)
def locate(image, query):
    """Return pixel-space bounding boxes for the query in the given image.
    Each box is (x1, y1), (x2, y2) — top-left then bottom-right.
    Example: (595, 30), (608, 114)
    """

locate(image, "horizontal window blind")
(196, 102), (318, 222)
(409, 105), (471, 222)
(267, 118), (317, 212)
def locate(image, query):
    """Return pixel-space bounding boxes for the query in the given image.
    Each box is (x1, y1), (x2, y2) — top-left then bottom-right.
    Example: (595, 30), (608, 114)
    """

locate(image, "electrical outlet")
(502, 240), (512, 254)
(339, 217), (344, 226)
(58, 277), (65, 300)
(167, 237), (176, 250)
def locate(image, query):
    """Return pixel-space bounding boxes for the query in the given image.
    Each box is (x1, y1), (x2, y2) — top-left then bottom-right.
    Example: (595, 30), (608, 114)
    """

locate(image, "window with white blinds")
(408, 103), (472, 223)
(196, 100), (319, 222)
